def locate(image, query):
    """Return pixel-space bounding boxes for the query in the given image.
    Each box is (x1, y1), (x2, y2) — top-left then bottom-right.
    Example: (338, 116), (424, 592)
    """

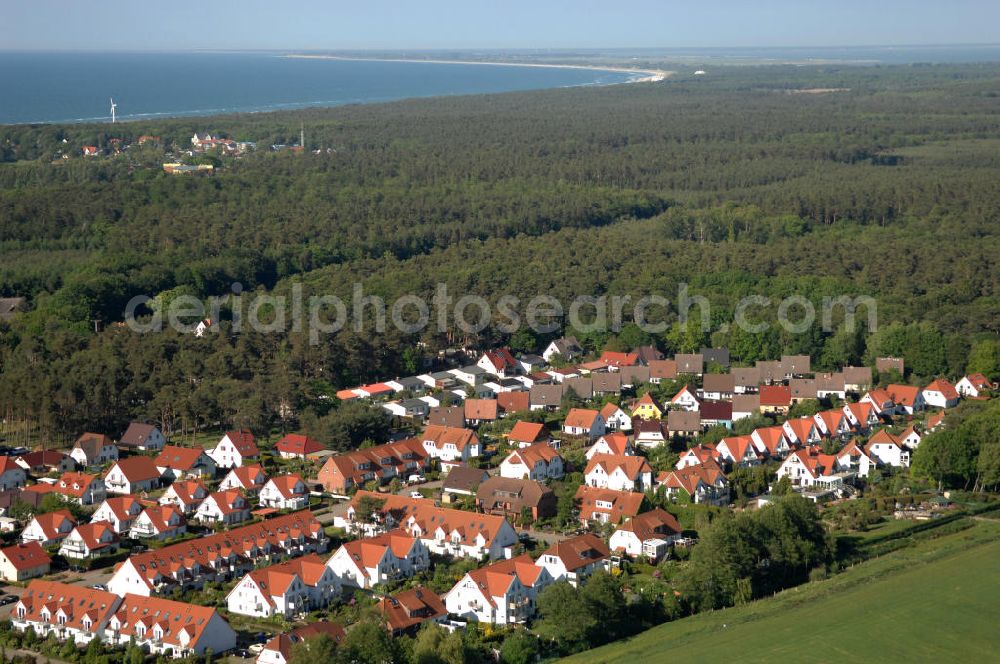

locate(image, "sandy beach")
(285, 54), (672, 83)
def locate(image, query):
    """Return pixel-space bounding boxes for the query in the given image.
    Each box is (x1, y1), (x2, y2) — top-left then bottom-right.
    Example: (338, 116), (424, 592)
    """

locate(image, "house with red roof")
(464, 398), (499, 426)
(887, 384), (925, 414)
(444, 554), (553, 624)
(258, 623), (345, 664)
(956, 373), (995, 399)
(51, 471), (106, 505)
(922, 378), (960, 409)
(750, 426), (792, 458)
(507, 421), (549, 448)
(585, 454), (653, 492)
(59, 521), (119, 559)
(477, 348), (519, 378)
(130, 505), (187, 541)
(105, 592), (237, 656)
(842, 401), (881, 432)
(13, 581), (120, 646)
(861, 388), (895, 414)
(0, 456), (26, 491)
(599, 350), (639, 369)
(340, 491), (518, 559)
(535, 533), (611, 586)
(193, 489), (251, 526)
(154, 445), (216, 480)
(715, 435), (761, 467)
(865, 430), (910, 467)
(317, 439), (428, 494)
(500, 442), (564, 481)
(599, 402), (633, 432)
(218, 463), (268, 493)
(759, 385), (792, 415)
(608, 508), (682, 559)
(782, 417), (821, 447)
(675, 443), (722, 469)
(0, 542), (51, 582)
(656, 459), (729, 506)
(835, 440), (877, 476)
(776, 448), (844, 489)
(158, 479), (209, 514)
(104, 457), (161, 495)
(13, 451), (72, 477)
(259, 474), (309, 510)
(275, 434), (326, 459)
(574, 485), (644, 525)
(420, 425), (481, 462)
(648, 359), (678, 383)
(69, 432), (119, 469)
(378, 587), (447, 636)
(227, 553), (339, 618)
(208, 429), (259, 469)
(497, 391), (531, 415)
(92, 495), (144, 533)
(107, 511), (327, 597)
(562, 408), (606, 440)
(21, 509), (76, 546)
(814, 409), (851, 438)
(326, 529), (430, 589)
(670, 385), (701, 412)
(585, 432), (635, 459)
(631, 392), (664, 420)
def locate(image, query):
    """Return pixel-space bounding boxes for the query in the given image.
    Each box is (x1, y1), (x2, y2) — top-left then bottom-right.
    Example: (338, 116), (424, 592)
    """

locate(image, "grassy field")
(564, 519), (1000, 663)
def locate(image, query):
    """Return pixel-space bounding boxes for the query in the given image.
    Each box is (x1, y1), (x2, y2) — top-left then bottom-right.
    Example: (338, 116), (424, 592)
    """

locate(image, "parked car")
(409, 490), (423, 499)
(90, 584), (107, 591)
(0, 595), (19, 605)
(407, 474), (426, 484)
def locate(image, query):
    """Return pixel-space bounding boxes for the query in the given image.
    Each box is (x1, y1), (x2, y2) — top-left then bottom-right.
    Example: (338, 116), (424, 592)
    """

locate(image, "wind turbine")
(110, 98), (117, 124)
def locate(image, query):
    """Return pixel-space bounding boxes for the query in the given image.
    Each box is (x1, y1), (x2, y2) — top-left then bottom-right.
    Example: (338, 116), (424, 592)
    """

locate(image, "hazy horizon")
(5, 0), (1000, 52)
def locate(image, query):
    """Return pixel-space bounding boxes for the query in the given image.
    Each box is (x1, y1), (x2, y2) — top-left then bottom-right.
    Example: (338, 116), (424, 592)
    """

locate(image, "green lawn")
(564, 520), (1000, 663)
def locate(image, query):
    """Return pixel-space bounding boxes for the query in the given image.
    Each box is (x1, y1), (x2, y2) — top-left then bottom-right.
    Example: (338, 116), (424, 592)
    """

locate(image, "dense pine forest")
(0, 63), (998, 442)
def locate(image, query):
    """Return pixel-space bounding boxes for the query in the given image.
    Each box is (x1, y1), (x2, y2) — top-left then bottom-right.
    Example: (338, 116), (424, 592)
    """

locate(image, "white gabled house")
(444, 555), (552, 624)
(58, 521), (119, 559)
(326, 530), (429, 589)
(193, 490), (251, 526)
(599, 403), (633, 432)
(218, 464), (268, 493)
(21, 510), (76, 546)
(259, 474), (310, 510)
(499, 444), (564, 481)
(562, 408), (606, 440)
(207, 429), (259, 469)
(91, 495), (144, 534)
(956, 373), (994, 398)
(608, 508), (682, 559)
(584, 454), (652, 492)
(158, 480), (209, 514)
(922, 379), (960, 409)
(865, 430), (910, 468)
(585, 432), (635, 460)
(535, 534), (610, 587)
(130, 505), (187, 541)
(103, 457), (161, 496)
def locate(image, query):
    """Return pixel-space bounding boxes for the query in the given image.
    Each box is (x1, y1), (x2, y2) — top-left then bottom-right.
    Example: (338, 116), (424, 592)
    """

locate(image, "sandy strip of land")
(285, 54), (672, 83)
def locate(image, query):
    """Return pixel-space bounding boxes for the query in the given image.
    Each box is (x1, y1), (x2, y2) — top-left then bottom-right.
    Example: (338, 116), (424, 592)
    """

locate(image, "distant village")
(0, 335), (992, 661)
(56, 130), (317, 175)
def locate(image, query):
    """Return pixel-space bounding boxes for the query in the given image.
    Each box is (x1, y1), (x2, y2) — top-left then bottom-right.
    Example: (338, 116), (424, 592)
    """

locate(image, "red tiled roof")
(0, 542), (51, 571)
(275, 434), (326, 456)
(508, 421), (547, 444)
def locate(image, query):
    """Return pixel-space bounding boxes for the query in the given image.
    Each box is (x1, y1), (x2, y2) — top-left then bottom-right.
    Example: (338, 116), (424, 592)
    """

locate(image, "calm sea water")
(0, 52), (637, 125)
(2, 47), (997, 125)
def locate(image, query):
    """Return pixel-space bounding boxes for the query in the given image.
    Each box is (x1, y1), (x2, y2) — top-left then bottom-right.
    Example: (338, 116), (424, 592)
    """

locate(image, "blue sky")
(4, 0), (998, 51)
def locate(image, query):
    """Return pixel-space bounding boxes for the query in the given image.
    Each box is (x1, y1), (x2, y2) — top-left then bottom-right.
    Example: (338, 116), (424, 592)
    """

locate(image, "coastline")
(285, 53), (672, 83)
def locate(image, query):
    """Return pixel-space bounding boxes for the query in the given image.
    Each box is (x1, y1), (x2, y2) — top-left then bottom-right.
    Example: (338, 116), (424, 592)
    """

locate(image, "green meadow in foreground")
(564, 519), (1000, 663)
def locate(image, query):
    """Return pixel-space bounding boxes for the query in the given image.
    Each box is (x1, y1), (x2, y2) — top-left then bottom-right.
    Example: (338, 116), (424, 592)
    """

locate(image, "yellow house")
(631, 392), (664, 420)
